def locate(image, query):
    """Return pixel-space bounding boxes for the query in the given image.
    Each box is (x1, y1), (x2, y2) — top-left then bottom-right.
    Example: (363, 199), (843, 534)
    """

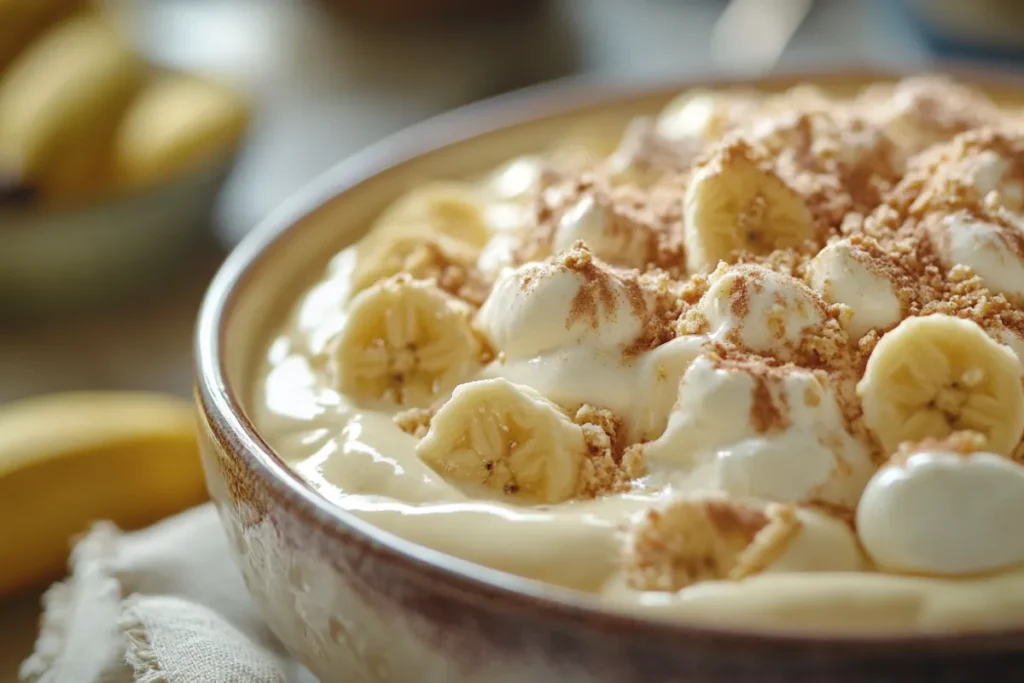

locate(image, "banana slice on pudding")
(857, 314), (1024, 455)
(374, 181), (492, 247)
(351, 182), (490, 292)
(683, 140), (816, 273)
(416, 378), (587, 503)
(857, 434), (1024, 575)
(329, 275), (485, 407)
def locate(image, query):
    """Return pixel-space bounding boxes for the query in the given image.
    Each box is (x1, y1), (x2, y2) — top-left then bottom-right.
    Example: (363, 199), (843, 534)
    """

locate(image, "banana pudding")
(255, 77), (1024, 632)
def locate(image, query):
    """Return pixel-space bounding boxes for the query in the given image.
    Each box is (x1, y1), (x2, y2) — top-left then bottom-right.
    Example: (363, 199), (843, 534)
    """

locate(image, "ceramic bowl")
(194, 69), (1024, 683)
(0, 154), (236, 315)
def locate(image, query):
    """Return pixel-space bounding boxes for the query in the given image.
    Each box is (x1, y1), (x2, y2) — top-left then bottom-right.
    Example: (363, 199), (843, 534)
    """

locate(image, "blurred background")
(2, 0), (1019, 403)
(1, 0), (1023, 676)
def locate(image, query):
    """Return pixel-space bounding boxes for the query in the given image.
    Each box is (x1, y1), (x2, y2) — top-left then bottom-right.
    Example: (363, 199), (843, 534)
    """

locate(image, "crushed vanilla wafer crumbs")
(402, 240), (493, 308)
(622, 497), (802, 591)
(574, 405), (643, 497)
(888, 431), (990, 466)
(395, 406), (435, 438)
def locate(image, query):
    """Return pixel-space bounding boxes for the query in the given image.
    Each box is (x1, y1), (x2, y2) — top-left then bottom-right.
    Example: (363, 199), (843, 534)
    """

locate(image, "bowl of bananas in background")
(0, 0), (250, 313)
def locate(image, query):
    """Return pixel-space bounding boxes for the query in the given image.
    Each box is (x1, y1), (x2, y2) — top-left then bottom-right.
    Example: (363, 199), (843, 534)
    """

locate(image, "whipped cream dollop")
(857, 448), (1024, 576)
(486, 155), (543, 201)
(655, 91), (751, 143)
(476, 232), (520, 277)
(475, 250), (645, 359)
(481, 348), (638, 418)
(696, 265), (827, 358)
(629, 335), (707, 442)
(807, 240), (903, 338)
(643, 355), (875, 508)
(927, 214), (1024, 300)
(552, 195), (649, 268)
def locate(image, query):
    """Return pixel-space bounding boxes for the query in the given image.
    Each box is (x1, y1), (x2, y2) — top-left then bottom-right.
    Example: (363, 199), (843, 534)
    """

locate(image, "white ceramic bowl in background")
(0, 154), (236, 315)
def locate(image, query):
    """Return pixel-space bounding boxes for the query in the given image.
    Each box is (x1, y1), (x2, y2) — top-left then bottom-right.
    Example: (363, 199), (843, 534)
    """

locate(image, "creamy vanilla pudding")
(254, 77), (1024, 633)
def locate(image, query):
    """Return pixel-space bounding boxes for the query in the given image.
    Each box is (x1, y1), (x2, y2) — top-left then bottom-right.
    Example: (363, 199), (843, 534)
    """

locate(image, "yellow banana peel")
(0, 0), (85, 73)
(0, 11), (143, 186)
(0, 392), (208, 597)
(114, 73), (250, 189)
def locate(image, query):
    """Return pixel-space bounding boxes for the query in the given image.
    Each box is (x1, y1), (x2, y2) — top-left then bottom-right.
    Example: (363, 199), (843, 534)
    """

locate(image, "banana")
(0, 12), (143, 187)
(351, 182), (490, 292)
(415, 378), (587, 503)
(857, 315), (1024, 456)
(683, 139), (815, 273)
(374, 181), (491, 246)
(0, 391), (207, 597)
(114, 73), (250, 189)
(329, 275), (485, 407)
(35, 116), (116, 202)
(0, 0), (84, 73)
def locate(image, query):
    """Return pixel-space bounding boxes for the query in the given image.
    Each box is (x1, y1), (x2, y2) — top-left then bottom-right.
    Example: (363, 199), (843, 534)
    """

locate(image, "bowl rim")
(195, 65), (1024, 654)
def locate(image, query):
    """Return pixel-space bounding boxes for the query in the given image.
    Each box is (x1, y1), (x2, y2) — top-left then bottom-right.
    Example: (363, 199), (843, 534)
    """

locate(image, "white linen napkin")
(19, 504), (317, 683)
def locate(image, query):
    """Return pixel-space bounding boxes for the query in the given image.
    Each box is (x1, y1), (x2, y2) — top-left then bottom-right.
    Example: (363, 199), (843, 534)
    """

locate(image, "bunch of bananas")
(0, 391), (208, 597)
(0, 0), (249, 204)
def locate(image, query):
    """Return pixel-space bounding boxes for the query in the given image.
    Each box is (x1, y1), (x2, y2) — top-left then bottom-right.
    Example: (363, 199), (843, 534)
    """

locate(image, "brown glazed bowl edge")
(195, 66), (1024, 681)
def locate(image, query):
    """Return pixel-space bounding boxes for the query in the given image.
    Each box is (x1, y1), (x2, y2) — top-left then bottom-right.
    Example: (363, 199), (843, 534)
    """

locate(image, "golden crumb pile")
(622, 497), (802, 591)
(889, 431), (989, 466)
(574, 404), (644, 497)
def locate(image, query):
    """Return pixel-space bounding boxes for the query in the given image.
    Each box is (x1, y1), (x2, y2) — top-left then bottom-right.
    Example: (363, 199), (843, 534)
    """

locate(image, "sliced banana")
(857, 315), (1024, 455)
(350, 226), (479, 295)
(416, 378), (587, 503)
(329, 275), (484, 407)
(351, 182), (490, 292)
(683, 140), (815, 273)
